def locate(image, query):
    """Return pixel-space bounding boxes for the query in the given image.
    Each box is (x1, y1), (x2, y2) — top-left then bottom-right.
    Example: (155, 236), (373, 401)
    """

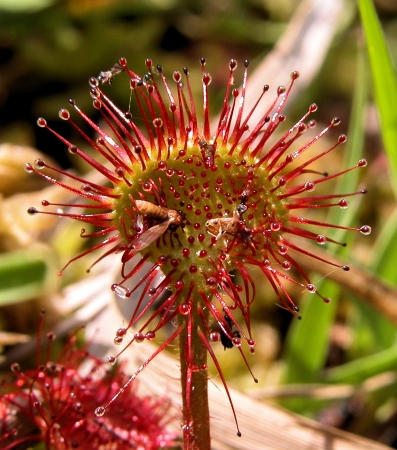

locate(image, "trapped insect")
(236, 192), (249, 217)
(220, 314), (241, 350)
(198, 139), (216, 169)
(97, 63), (124, 85)
(131, 200), (184, 251)
(206, 192), (253, 241)
(205, 212), (241, 240)
(137, 72), (153, 86)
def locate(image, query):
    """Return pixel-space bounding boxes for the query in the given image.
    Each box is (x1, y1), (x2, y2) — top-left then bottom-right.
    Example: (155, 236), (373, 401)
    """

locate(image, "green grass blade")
(325, 343), (397, 384)
(371, 208), (397, 283)
(0, 247), (57, 305)
(313, 2), (397, 388)
(358, 0), (397, 191)
(360, 209), (397, 350)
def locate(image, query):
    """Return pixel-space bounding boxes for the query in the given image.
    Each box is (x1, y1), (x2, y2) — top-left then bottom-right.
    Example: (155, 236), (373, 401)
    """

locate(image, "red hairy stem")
(179, 295), (211, 450)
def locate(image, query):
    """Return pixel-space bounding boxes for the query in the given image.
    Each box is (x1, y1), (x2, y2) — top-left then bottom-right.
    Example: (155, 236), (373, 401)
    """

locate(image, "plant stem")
(179, 301), (210, 449)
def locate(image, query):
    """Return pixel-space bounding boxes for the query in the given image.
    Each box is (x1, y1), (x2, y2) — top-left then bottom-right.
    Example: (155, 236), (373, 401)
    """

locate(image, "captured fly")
(206, 192), (250, 241)
(97, 63), (124, 85)
(205, 212), (241, 241)
(220, 314), (241, 350)
(131, 200), (184, 251)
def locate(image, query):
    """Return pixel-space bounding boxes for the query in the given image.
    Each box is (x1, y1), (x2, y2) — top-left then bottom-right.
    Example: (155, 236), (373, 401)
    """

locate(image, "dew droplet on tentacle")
(89, 77), (98, 87)
(116, 327), (127, 338)
(179, 303), (191, 315)
(229, 59), (237, 71)
(304, 181), (315, 192)
(34, 159), (46, 169)
(106, 356), (116, 365)
(111, 284), (129, 299)
(360, 225), (371, 235)
(95, 406), (105, 417)
(210, 331), (220, 342)
(270, 222), (281, 232)
(232, 337), (242, 347)
(306, 284), (317, 294)
(37, 117), (47, 127)
(202, 73), (212, 86)
(135, 332), (144, 343)
(11, 362), (20, 373)
(145, 331), (155, 340)
(25, 163), (34, 173)
(114, 336), (123, 345)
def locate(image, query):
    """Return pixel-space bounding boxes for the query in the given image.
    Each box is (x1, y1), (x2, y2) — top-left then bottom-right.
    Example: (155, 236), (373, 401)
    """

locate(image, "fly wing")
(130, 220), (170, 251)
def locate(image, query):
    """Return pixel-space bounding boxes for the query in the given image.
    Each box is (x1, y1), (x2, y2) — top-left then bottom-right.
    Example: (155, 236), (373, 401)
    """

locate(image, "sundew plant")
(0, 311), (176, 450)
(25, 56), (370, 449)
